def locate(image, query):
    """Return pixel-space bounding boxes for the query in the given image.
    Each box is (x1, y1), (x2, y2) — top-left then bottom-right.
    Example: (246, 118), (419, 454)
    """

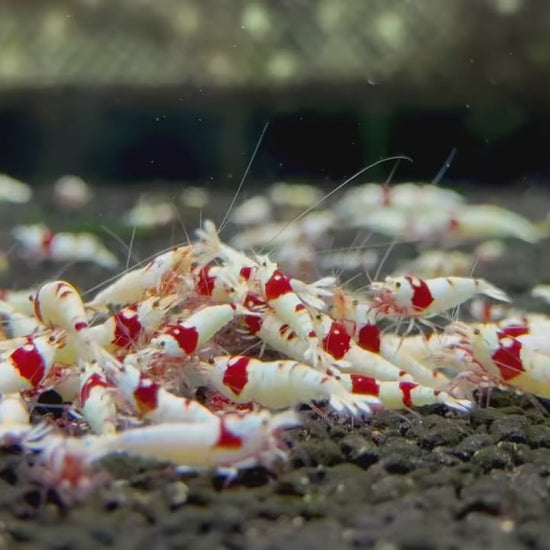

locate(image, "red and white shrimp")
(0, 288), (37, 316)
(241, 296), (313, 364)
(78, 363), (117, 435)
(451, 322), (550, 399)
(12, 224), (118, 269)
(87, 245), (194, 310)
(369, 275), (509, 319)
(98, 409), (300, 470)
(110, 359), (217, 424)
(91, 295), (178, 354)
(0, 393), (32, 443)
(0, 299), (43, 338)
(0, 332), (62, 393)
(151, 304), (236, 358)
(256, 256), (319, 363)
(34, 281), (90, 335)
(339, 374), (472, 412)
(196, 355), (377, 417)
(314, 314), (405, 381)
(331, 293), (449, 388)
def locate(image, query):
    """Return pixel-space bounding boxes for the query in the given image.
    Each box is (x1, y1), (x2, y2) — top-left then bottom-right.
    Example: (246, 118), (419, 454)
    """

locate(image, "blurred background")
(1, 0), (549, 186)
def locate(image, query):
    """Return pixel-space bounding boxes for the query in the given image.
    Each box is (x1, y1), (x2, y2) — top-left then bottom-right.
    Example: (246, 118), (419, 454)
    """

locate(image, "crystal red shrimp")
(91, 295), (178, 354)
(0, 288), (37, 316)
(241, 295), (313, 365)
(110, 359), (218, 424)
(256, 256), (319, 363)
(151, 304), (236, 358)
(314, 314), (406, 381)
(87, 245), (194, 310)
(34, 281), (91, 335)
(0, 393), (32, 443)
(0, 332), (62, 392)
(97, 409), (300, 470)
(78, 363), (117, 435)
(0, 299), (43, 338)
(450, 322), (550, 399)
(330, 293), (449, 388)
(369, 275), (509, 319)
(196, 355), (376, 417)
(339, 373), (472, 412)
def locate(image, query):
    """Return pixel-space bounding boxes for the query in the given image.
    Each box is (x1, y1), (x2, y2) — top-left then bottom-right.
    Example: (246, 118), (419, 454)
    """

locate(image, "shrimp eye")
(208, 357), (215, 365)
(352, 300), (359, 306)
(473, 328), (480, 335)
(48, 335), (56, 343)
(395, 281), (401, 288)
(152, 299), (160, 308)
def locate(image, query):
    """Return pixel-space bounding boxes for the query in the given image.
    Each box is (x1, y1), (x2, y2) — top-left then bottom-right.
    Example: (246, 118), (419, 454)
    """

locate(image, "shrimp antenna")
(218, 122), (270, 235)
(432, 147), (457, 187)
(99, 225), (140, 269)
(372, 235), (399, 283)
(379, 156), (403, 205)
(260, 155), (413, 254)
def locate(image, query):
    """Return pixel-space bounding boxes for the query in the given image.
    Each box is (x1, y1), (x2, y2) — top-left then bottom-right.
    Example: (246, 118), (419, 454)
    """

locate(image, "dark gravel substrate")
(1, 182), (550, 550)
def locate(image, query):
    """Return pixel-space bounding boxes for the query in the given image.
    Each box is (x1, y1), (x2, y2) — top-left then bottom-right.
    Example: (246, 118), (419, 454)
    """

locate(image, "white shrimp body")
(113, 360), (217, 424)
(377, 334), (451, 389)
(448, 205), (542, 243)
(370, 276), (509, 318)
(34, 281), (91, 335)
(0, 288), (37, 316)
(339, 374), (472, 413)
(245, 312), (310, 364)
(99, 410), (300, 469)
(88, 246), (193, 309)
(79, 364), (117, 435)
(12, 224), (118, 269)
(196, 355), (376, 417)
(0, 299), (43, 338)
(0, 393), (31, 442)
(151, 304), (236, 357)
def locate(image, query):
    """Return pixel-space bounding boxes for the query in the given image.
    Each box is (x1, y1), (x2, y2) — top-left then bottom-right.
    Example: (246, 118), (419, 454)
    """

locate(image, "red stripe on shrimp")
(357, 323), (381, 354)
(244, 314), (263, 335)
(167, 325), (200, 355)
(492, 339), (525, 381)
(498, 325), (529, 339)
(264, 270), (293, 301)
(113, 307), (143, 349)
(399, 381), (418, 408)
(80, 374), (110, 406)
(322, 322), (352, 360)
(216, 418), (243, 449)
(404, 276), (434, 311)
(195, 266), (216, 297)
(134, 377), (160, 415)
(350, 374), (380, 396)
(10, 343), (46, 386)
(222, 357), (250, 396)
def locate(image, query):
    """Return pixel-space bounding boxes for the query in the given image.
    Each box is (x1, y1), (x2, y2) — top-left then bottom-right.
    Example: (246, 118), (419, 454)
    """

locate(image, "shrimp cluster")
(0, 177), (547, 504)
